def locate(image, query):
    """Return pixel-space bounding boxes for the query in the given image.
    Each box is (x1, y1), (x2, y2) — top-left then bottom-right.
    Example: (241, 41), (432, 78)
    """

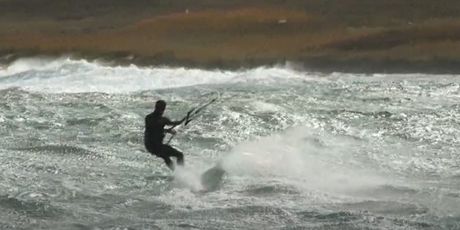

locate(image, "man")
(144, 100), (186, 170)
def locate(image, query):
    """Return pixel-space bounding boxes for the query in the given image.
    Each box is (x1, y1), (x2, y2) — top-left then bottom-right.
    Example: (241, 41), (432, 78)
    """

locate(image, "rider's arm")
(162, 117), (186, 126)
(162, 117), (184, 135)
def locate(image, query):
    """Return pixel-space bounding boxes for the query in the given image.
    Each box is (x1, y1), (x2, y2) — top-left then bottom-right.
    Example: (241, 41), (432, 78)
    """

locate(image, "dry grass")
(1, 0), (460, 72)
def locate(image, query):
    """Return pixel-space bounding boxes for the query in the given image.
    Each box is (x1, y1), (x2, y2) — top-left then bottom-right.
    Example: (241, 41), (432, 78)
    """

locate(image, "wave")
(11, 144), (98, 157)
(0, 57), (313, 93)
(2, 57), (460, 95)
(241, 184), (301, 196)
(0, 195), (62, 218)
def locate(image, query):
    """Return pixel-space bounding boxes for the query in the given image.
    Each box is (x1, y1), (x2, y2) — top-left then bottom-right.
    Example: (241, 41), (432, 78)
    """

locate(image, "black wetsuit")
(144, 111), (184, 170)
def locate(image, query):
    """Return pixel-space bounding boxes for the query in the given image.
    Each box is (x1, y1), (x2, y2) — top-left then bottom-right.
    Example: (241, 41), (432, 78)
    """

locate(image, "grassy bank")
(1, 0), (460, 73)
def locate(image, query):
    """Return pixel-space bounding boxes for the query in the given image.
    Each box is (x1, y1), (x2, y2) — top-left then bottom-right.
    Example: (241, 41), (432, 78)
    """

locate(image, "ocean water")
(0, 57), (459, 229)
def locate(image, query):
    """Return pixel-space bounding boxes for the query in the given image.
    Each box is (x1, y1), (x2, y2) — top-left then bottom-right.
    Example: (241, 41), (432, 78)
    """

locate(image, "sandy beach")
(1, 0), (460, 73)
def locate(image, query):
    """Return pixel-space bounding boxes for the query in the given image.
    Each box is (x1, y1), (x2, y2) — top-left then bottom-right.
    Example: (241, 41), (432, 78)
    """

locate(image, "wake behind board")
(145, 174), (174, 182)
(200, 165), (226, 192)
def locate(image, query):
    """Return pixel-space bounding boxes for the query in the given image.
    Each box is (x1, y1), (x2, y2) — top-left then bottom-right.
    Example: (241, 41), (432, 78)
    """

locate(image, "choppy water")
(0, 57), (460, 229)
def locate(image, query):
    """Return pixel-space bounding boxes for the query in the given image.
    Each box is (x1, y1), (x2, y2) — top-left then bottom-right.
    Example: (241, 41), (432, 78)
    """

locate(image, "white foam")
(250, 101), (282, 113)
(173, 165), (204, 192)
(0, 57), (314, 93)
(4, 57), (458, 95)
(0, 57), (68, 77)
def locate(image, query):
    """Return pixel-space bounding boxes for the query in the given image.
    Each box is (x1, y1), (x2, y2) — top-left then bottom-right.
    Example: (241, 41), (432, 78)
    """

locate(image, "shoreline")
(1, 0), (460, 74)
(2, 52), (460, 74)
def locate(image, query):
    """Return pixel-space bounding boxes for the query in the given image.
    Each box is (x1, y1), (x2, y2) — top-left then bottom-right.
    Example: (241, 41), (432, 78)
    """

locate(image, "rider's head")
(154, 100), (166, 114)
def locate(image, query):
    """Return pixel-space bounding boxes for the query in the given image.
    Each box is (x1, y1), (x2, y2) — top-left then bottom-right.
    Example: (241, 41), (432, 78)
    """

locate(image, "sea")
(0, 57), (459, 229)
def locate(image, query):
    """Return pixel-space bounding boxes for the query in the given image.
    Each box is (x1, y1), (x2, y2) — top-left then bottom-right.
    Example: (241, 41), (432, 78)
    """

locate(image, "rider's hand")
(169, 129), (177, 135)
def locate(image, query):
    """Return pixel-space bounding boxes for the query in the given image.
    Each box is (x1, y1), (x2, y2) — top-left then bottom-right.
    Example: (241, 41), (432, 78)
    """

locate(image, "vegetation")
(1, 0), (460, 73)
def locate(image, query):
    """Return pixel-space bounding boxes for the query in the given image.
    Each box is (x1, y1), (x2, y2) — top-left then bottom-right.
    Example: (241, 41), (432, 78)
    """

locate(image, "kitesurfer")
(144, 100), (185, 170)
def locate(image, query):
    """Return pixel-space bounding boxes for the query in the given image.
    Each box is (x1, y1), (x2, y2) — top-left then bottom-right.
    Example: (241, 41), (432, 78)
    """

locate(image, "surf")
(0, 57), (312, 93)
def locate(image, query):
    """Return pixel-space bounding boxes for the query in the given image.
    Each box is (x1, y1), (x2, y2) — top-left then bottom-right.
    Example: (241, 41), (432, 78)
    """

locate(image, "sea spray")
(173, 165), (204, 192)
(221, 127), (389, 194)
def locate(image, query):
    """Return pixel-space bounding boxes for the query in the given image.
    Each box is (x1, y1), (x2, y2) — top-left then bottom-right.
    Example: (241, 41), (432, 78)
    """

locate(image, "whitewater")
(0, 57), (459, 229)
